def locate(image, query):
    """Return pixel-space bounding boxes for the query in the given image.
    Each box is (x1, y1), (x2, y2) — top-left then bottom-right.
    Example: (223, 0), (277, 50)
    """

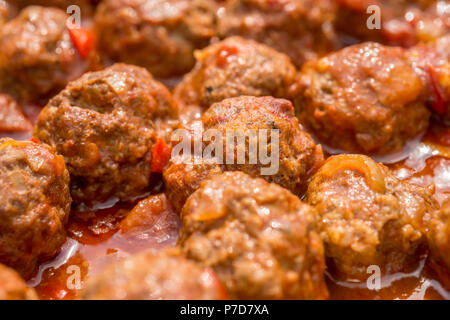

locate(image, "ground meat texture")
(306, 154), (438, 280)
(179, 171), (328, 299)
(0, 138), (71, 279)
(174, 36), (298, 111)
(33, 63), (179, 204)
(164, 156), (224, 214)
(94, 0), (217, 78)
(217, 0), (338, 68)
(335, 0), (449, 47)
(81, 250), (228, 300)
(407, 35), (450, 124)
(0, 6), (89, 103)
(427, 200), (450, 288)
(294, 42), (430, 155)
(0, 264), (37, 300)
(164, 96), (324, 213)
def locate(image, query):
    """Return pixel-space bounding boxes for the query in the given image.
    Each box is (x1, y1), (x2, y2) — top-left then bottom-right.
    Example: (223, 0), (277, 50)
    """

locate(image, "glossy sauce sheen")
(22, 120), (449, 300)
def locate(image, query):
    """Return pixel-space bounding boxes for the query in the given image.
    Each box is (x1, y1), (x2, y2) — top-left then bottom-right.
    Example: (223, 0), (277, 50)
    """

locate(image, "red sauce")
(3, 114), (449, 300)
(30, 193), (181, 300)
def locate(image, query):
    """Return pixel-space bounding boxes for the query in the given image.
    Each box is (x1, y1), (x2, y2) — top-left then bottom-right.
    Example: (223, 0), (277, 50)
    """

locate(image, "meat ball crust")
(164, 156), (224, 214)
(427, 200), (450, 288)
(0, 264), (37, 300)
(179, 171), (328, 299)
(94, 0), (217, 78)
(217, 0), (338, 67)
(295, 42), (430, 155)
(81, 250), (228, 300)
(0, 138), (71, 278)
(164, 96), (324, 213)
(306, 154), (438, 280)
(33, 63), (179, 204)
(174, 36), (298, 110)
(0, 6), (88, 102)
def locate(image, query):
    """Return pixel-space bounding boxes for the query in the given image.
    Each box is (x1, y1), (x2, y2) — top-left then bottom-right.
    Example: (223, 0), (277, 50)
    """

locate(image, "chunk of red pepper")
(151, 138), (172, 173)
(68, 27), (94, 59)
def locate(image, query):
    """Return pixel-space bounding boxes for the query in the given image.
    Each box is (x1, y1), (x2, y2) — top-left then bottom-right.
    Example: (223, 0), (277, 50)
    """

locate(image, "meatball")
(0, 264), (37, 300)
(0, 6), (89, 102)
(407, 35), (450, 124)
(335, 0), (449, 47)
(0, 138), (71, 278)
(174, 36), (298, 111)
(294, 42), (430, 155)
(33, 63), (179, 204)
(217, 0), (338, 67)
(427, 200), (450, 288)
(94, 0), (217, 78)
(179, 171), (328, 299)
(164, 96), (324, 213)
(306, 154), (438, 280)
(81, 250), (228, 300)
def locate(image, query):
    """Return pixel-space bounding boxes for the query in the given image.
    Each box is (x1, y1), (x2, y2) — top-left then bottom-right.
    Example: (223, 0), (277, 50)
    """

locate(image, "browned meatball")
(0, 264), (37, 300)
(335, 0), (449, 47)
(179, 171), (328, 299)
(306, 154), (438, 280)
(407, 35), (450, 124)
(427, 200), (450, 288)
(217, 0), (338, 67)
(164, 96), (324, 213)
(94, 0), (217, 78)
(81, 250), (228, 300)
(174, 36), (298, 111)
(164, 156), (224, 214)
(33, 63), (179, 204)
(294, 42), (430, 156)
(0, 138), (71, 278)
(0, 6), (89, 102)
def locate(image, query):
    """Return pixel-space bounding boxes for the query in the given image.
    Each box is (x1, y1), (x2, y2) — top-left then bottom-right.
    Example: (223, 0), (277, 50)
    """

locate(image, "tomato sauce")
(2, 109), (449, 300)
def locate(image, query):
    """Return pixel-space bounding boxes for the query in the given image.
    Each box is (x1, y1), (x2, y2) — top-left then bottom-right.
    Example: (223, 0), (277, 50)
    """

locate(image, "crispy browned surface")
(0, 6), (87, 102)
(94, 0), (217, 78)
(427, 201), (450, 283)
(33, 63), (179, 204)
(179, 171), (328, 299)
(335, 0), (449, 47)
(307, 154), (438, 280)
(164, 96), (323, 212)
(295, 42), (430, 155)
(0, 264), (37, 300)
(218, 0), (338, 67)
(174, 36), (298, 110)
(0, 138), (71, 279)
(81, 250), (228, 300)
(164, 157), (224, 214)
